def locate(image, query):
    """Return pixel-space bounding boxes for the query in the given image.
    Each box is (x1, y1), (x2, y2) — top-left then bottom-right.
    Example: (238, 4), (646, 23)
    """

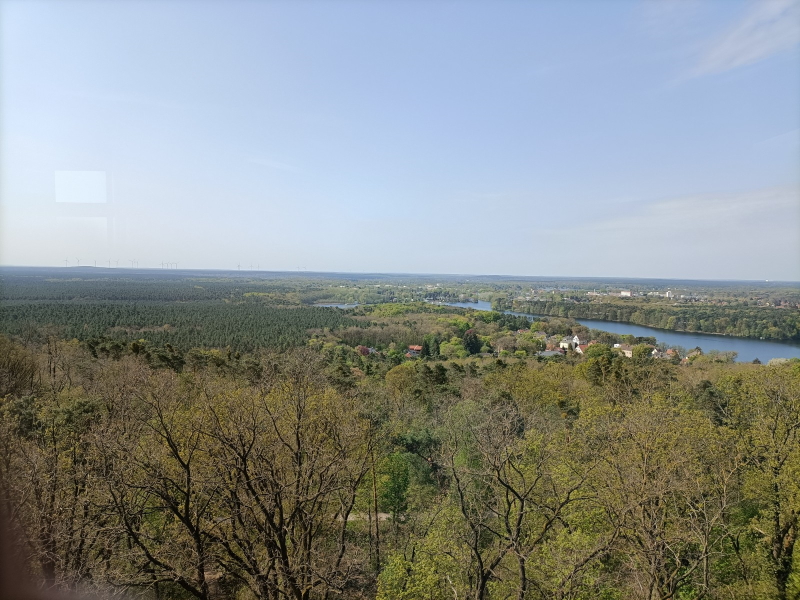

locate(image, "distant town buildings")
(581, 288), (678, 299)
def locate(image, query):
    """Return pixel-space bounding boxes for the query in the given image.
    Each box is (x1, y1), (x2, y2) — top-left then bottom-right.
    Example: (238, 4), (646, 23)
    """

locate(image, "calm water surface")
(439, 301), (800, 362)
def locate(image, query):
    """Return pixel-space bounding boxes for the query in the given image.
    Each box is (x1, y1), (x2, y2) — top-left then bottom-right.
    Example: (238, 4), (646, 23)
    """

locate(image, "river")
(439, 301), (800, 363)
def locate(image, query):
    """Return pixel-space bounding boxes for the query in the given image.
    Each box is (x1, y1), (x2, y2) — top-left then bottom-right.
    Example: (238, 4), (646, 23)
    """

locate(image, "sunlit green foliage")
(2, 269), (800, 599)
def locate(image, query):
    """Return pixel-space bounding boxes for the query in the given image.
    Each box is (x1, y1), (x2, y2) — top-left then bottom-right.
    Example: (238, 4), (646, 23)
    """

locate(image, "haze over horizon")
(1, 0), (799, 280)
(5, 264), (800, 286)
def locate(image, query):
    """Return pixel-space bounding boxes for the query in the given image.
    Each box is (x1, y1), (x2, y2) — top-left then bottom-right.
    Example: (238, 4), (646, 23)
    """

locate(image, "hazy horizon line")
(1, 264), (797, 285)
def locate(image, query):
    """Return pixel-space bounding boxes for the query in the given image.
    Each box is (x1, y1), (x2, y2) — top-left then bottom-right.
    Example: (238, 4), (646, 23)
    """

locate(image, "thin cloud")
(754, 128), (800, 149)
(577, 185), (799, 235)
(537, 186), (800, 280)
(692, 0), (800, 77)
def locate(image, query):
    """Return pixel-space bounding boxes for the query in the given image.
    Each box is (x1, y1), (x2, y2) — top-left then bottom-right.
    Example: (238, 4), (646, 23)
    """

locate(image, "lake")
(438, 301), (800, 363)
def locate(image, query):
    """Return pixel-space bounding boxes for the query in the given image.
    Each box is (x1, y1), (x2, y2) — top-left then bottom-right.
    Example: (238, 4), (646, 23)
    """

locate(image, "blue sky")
(1, 0), (799, 279)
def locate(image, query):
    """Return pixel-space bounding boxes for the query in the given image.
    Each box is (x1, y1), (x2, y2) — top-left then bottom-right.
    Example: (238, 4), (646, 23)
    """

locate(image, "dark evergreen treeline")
(509, 299), (800, 341)
(0, 271), (428, 306)
(0, 302), (358, 351)
(1, 277), (313, 302)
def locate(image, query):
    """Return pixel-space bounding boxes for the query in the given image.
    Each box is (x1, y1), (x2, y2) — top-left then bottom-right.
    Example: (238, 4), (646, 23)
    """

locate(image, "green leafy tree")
(579, 399), (741, 600)
(720, 365), (800, 600)
(462, 329), (481, 355)
(379, 452), (411, 525)
(582, 344), (618, 387)
(632, 343), (653, 361)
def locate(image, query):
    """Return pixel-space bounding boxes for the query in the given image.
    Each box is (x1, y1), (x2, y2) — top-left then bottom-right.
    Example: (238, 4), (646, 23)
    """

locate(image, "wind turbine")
(64, 259), (69, 267)
(76, 258), (80, 266)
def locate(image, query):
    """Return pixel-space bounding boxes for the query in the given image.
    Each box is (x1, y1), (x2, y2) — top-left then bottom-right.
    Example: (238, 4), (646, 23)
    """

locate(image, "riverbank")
(506, 299), (800, 344)
(439, 301), (800, 362)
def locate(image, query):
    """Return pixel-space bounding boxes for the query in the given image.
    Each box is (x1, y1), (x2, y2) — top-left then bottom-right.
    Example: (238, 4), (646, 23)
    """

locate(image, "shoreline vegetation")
(499, 299), (800, 342)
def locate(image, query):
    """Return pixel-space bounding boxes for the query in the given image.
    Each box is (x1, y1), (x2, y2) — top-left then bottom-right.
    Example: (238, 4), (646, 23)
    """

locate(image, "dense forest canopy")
(2, 268), (799, 349)
(0, 302), (359, 352)
(1, 333), (799, 600)
(3, 267), (799, 305)
(1, 268), (800, 599)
